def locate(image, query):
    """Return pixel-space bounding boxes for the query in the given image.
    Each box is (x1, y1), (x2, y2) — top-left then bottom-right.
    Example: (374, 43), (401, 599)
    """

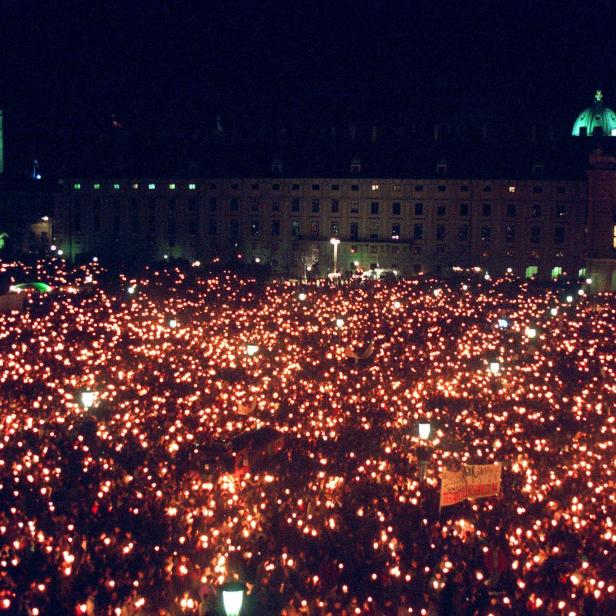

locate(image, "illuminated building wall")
(586, 150), (616, 291)
(0, 109), (4, 175)
(55, 176), (587, 280)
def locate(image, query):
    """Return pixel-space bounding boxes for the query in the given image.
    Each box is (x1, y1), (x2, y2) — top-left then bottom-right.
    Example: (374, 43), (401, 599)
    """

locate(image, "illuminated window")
(169, 183), (176, 190)
(113, 183), (120, 190)
(148, 184), (156, 190)
(509, 186), (516, 193)
(132, 183), (139, 189)
(189, 183), (196, 190)
(393, 184), (401, 192)
(93, 183), (101, 190)
(73, 183), (81, 190)
(371, 184), (380, 191)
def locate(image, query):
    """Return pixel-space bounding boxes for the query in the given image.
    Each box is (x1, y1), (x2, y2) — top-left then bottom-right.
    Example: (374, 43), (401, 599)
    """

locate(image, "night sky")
(1, 1), (615, 159)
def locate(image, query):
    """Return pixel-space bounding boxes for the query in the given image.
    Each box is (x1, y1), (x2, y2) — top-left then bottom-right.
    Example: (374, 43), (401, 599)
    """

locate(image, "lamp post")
(330, 237), (340, 277)
(246, 344), (259, 357)
(81, 391), (96, 409)
(222, 581), (245, 616)
(418, 422), (432, 440)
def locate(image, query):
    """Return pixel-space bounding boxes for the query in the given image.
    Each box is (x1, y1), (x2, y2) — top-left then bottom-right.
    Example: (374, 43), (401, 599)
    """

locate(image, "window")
(556, 204), (566, 218)
(132, 183), (139, 189)
(530, 248), (540, 259)
(332, 184), (340, 191)
(436, 204), (446, 217)
(413, 223), (423, 241)
(392, 202), (401, 216)
(230, 198), (239, 212)
(391, 223), (401, 239)
(436, 224), (446, 241)
(251, 183), (259, 190)
(251, 200), (259, 212)
(272, 201), (280, 212)
(331, 221), (340, 237)
(292, 184), (300, 191)
(371, 184), (380, 191)
(530, 226), (541, 243)
(188, 198), (198, 212)
(230, 219), (239, 237)
(506, 203), (517, 218)
(272, 183), (280, 191)
(414, 202), (424, 216)
(393, 184), (401, 192)
(459, 203), (469, 217)
(350, 200), (359, 213)
(73, 183), (81, 190)
(208, 219), (217, 235)
(94, 183), (101, 190)
(554, 227), (565, 245)
(509, 186), (516, 193)
(460, 185), (469, 192)
(310, 220), (320, 236)
(232, 183), (240, 190)
(188, 218), (198, 235)
(482, 203), (492, 217)
(351, 184), (359, 192)
(207, 197), (217, 211)
(209, 183), (217, 190)
(350, 222), (359, 239)
(331, 199), (340, 213)
(483, 185), (492, 192)
(480, 226), (491, 241)
(272, 220), (280, 236)
(531, 204), (541, 218)
(557, 187), (566, 194)
(505, 225), (515, 243)
(113, 183), (120, 190)
(312, 184), (320, 191)
(369, 223), (379, 240)
(533, 186), (543, 194)
(188, 183), (197, 190)
(458, 225), (469, 241)
(292, 198), (300, 213)
(146, 183), (155, 190)
(415, 185), (423, 192)
(437, 185), (446, 192)
(311, 199), (320, 213)
(291, 220), (300, 237)
(250, 220), (260, 236)
(370, 202), (379, 215)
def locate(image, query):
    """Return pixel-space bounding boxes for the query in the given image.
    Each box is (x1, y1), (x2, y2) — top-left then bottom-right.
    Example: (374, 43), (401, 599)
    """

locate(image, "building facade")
(54, 171), (587, 281)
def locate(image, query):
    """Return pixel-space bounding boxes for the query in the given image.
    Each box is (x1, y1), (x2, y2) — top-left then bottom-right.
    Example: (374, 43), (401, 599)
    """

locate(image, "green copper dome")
(572, 90), (616, 137)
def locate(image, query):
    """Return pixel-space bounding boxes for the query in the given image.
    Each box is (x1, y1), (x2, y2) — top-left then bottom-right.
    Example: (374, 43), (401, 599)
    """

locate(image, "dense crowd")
(0, 259), (614, 615)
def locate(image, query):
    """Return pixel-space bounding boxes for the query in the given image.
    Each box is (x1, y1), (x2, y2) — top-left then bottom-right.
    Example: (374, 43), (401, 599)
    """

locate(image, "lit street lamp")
(222, 581), (245, 616)
(246, 344), (259, 357)
(81, 391), (96, 409)
(330, 237), (340, 276)
(418, 422), (432, 440)
(489, 361), (501, 375)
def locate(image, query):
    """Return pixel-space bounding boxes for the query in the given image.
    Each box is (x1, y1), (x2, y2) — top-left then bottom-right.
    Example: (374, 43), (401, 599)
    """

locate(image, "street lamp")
(246, 344), (259, 357)
(222, 581), (245, 616)
(330, 238), (340, 276)
(298, 292), (307, 301)
(525, 327), (537, 339)
(81, 391), (96, 409)
(418, 422), (432, 440)
(497, 318), (508, 329)
(169, 318), (178, 328)
(335, 318), (344, 328)
(489, 361), (501, 375)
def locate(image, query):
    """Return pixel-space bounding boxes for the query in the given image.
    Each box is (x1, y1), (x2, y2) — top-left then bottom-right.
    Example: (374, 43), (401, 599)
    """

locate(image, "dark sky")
(1, 1), (615, 136)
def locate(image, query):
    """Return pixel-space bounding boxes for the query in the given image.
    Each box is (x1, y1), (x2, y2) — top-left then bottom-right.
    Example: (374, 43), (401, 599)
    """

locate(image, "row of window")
(79, 196), (572, 219)
(75, 213), (567, 245)
(72, 182), (571, 195)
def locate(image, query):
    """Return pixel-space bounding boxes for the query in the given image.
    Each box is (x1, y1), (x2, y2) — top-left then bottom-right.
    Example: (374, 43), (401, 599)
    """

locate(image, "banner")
(439, 463), (501, 508)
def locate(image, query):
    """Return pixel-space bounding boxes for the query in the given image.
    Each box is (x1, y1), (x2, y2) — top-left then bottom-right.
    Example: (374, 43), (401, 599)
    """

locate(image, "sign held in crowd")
(439, 463), (502, 508)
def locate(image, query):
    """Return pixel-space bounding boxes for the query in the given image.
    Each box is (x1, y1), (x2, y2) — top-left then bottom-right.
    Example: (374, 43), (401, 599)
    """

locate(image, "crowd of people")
(0, 258), (613, 615)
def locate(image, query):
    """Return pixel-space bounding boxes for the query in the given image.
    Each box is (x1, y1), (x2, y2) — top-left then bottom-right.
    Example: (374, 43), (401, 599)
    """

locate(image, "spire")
(595, 90), (603, 103)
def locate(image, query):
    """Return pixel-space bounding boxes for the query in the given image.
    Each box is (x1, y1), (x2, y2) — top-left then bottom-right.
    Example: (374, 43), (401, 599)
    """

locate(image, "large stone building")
(52, 92), (616, 289)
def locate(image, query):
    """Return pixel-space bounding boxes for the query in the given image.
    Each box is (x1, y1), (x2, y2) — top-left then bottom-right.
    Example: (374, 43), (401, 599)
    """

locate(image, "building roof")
(572, 90), (616, 137)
